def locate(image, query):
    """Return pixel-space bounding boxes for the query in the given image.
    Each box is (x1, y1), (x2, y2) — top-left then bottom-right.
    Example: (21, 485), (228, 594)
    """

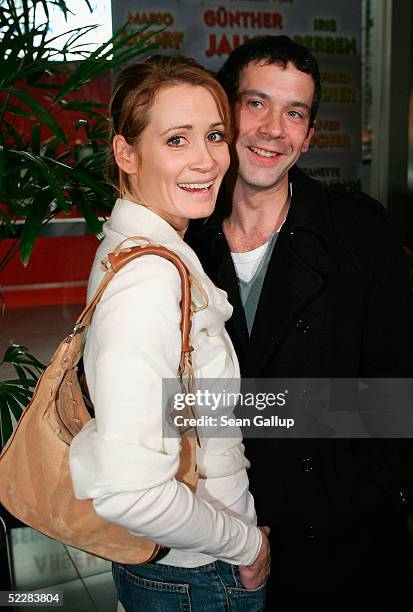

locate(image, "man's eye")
(247, 100), (263, 109)
(288, 110), (304, 119)
(167, 135), (186, 146)
(207, 131), (225, 143)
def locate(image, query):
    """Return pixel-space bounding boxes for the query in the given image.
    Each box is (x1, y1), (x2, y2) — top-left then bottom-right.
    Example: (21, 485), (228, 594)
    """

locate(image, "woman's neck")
(123, 192), (188, 239)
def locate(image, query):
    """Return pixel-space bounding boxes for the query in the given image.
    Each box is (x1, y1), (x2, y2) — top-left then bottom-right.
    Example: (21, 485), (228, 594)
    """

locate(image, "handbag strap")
(67, 243), (194, 378)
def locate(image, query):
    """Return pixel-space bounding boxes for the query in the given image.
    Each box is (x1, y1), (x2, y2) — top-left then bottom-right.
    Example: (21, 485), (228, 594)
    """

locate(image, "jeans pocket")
(231, 566), (267, 593)
(113, 563), (191, 612)
(227, 568), (267, 612)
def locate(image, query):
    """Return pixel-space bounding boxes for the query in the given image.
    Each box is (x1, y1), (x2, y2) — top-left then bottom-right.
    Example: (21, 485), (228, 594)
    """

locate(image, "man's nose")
(257, 109), (285, 140)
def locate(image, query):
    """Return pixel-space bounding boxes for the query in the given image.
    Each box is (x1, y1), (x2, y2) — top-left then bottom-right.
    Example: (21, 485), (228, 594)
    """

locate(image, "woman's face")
(118, 84), (230, 232)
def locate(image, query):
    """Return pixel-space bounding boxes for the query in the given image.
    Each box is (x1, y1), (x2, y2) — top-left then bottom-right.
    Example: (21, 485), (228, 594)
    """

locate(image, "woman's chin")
(184, 199), (217, 221)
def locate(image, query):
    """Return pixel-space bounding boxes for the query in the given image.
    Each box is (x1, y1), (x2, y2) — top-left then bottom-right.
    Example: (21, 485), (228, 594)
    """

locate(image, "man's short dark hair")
(217, 35), (321, 127)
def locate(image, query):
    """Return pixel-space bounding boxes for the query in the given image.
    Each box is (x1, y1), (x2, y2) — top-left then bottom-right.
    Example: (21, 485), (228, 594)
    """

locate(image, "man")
(188, 36), (413, 605)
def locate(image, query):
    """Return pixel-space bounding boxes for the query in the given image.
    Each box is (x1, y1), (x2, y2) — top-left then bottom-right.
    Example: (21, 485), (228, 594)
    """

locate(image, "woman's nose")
(189, 143), (216, 172)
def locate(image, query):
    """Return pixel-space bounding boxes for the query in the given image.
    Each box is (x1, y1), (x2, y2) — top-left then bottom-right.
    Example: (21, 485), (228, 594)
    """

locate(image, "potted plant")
(0, 0), (160, 449)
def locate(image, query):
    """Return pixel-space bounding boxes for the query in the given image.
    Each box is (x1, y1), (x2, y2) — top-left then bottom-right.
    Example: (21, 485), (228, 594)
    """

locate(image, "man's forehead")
(237, 60), (315, 99)
(239, 59), (287, 81)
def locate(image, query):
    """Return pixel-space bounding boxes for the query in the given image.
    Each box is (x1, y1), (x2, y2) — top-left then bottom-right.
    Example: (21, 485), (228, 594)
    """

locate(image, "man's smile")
(248, 145), (280, 158)
(245, 144), (289, 164)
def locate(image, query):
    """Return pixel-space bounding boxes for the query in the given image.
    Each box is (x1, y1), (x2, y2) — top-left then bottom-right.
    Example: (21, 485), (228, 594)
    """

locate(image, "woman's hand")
(238, 526), (271, 590)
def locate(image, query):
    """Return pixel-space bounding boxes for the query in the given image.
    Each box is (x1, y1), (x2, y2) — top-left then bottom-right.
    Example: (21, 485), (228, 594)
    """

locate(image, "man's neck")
(224, 175), (290, 253)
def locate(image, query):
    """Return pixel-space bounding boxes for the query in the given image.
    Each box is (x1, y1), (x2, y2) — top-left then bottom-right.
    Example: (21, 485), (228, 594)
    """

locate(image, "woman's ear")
(113, 135), (137, 175)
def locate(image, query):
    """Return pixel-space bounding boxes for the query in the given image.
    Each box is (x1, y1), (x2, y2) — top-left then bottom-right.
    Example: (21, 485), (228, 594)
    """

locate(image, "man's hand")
(238, 526), (271, 590)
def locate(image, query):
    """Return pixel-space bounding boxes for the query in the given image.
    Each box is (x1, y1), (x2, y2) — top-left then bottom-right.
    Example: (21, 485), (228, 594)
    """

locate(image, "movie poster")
(111, 0), (362, 187)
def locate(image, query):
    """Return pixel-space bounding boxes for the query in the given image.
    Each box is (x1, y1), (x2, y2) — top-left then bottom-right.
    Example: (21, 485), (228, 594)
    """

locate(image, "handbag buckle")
(65, 324), (85, 343)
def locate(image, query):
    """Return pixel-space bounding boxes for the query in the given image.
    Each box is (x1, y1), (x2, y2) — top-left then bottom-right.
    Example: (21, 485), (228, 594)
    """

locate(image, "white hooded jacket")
(69, 199), (261, 568)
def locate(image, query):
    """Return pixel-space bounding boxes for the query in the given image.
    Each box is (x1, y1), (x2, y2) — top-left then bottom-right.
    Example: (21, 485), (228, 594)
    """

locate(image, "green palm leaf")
(53, 23), (160, 102)
(0, 344), (45, 450)
(1, 344), (46, 379)
(0, 0), (160, 269)
(19, 189), (54, 265)
(71, 189), (104, 238)
(0, 398), (14, 450)
(1, 88), (67, 143)
(8, 149), (68, 211)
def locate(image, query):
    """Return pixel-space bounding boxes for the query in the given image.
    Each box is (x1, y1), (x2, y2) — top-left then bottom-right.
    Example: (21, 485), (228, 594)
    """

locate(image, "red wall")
(0, 235), (99, 308)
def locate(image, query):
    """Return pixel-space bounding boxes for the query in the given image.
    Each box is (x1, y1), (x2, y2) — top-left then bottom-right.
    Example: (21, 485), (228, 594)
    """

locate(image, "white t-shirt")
(231, 240), (271, 283)
(230, 184), (291, 283)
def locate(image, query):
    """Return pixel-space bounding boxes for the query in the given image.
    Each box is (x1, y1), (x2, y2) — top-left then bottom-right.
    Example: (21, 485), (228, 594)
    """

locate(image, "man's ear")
(113, 135), (137, 175)
(301, 125), (315, 153)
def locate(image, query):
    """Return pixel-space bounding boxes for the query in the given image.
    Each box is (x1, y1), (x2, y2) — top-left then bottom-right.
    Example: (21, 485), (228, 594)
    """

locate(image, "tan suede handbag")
(0, 242), (199, 563)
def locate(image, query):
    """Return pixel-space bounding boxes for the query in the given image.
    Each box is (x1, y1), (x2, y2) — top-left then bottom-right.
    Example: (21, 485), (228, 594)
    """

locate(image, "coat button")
(305, 524), (316, 541)
(400, 488), (409, 505)
(296, 319), (310, 333)
(302, 456), (314, 473)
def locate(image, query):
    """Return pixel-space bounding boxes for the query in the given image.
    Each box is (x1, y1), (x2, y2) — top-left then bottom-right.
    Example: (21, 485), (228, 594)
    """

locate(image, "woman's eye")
(167, 135), (186, 146)
(207, 131), (225, 143)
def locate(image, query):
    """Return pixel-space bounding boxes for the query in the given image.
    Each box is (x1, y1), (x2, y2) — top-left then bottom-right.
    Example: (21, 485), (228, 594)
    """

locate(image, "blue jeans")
(113, 559), (266, 611)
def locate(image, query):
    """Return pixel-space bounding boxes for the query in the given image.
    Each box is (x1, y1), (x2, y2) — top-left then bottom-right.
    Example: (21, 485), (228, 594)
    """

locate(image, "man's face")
(234, 61), (315, 191)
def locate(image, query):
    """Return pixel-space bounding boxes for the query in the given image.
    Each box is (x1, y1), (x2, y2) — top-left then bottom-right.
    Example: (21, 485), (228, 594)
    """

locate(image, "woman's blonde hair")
(106, 55), (233, 196)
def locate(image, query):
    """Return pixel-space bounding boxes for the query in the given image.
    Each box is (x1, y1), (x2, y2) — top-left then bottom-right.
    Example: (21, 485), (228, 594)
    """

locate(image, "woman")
(69, 55), (269, 611)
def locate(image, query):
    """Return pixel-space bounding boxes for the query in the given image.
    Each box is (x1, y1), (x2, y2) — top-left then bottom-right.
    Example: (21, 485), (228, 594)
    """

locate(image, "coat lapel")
(187, 220), (249, 363)
(247, 230), (332, 375)
(247, 167), (338, 375)
(215, 249), (250, 358)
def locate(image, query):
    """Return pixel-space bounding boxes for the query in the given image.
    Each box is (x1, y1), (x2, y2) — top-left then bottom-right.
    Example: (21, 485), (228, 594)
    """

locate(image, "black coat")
(188, 166), (413, 601)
